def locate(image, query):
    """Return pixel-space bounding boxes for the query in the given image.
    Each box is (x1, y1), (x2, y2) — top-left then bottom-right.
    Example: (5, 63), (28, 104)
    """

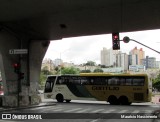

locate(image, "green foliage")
(40, 67), (54, 86)
(39, 72), (47, 86)
(80, 70), (91, 73)
(153, 73), (160, 90)
(61, 67), (80, 75)
(85, 61), (96, 66)
(93, 68), (104, 73)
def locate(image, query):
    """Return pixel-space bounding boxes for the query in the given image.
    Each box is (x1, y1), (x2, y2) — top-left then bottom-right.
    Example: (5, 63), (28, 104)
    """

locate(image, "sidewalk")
(0, 99), (56, 112)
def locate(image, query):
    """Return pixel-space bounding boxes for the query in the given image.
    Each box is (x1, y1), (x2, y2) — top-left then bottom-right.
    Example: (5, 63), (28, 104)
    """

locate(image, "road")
(0, 100), (160, 122)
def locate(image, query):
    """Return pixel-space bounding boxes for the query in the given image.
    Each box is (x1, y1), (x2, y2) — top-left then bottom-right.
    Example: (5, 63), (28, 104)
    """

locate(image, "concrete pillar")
(0, 30), (20, 107)
(0, 29), (50, 107)
(29, 40), (50, 105)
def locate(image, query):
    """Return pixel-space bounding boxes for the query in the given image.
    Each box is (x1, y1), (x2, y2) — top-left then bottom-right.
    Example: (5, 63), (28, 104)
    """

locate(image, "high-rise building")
(129, 47), (145, 65)
(116, 53), (128, 71)
(54, 58), (63, 67)
(101, 48), (119, 66)
(128, 54), (138, 65)
(141, 56), (156, 69)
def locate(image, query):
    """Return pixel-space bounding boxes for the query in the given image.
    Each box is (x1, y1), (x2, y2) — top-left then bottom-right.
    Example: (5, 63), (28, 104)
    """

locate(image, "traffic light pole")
(122, 36), (160, 54)
(130, 39), (160, 54)
(17, 73), (20, 107)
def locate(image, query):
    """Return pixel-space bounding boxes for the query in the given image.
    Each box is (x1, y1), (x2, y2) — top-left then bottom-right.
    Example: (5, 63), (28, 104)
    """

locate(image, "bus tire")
(108, 95), (119, 105)
(66, 100), (71, 103)
(119, 96), (129, 105)
(56, 94), (64, 102)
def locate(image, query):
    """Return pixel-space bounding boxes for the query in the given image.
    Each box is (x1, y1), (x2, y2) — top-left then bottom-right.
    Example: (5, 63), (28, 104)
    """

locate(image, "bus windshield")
(44, 76), (56, 93)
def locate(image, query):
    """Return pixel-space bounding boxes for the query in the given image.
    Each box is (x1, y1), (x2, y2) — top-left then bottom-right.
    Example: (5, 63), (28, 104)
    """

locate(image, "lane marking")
(131, 110), (140, 113)
(91, 109), (105, 113)
(40, 106), (63, 112)
(118, 110), (128, 113)
(75, 108), (91, 113)
(103, 109), (116, 113)
(64, 108), (82, 112)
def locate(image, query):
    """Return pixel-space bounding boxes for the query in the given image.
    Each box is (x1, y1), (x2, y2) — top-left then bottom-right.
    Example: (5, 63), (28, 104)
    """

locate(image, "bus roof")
(47, 73), (148, 78)
(79, 73), (148, 77)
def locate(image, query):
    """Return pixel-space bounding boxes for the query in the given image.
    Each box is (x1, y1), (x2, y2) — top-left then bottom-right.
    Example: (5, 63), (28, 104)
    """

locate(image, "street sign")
(9, 49), (28, 54)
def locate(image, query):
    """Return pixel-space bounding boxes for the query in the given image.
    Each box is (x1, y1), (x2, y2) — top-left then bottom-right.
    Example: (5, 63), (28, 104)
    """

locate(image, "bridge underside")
(0, 0), (160, 40)
(0, 0), (160, 106)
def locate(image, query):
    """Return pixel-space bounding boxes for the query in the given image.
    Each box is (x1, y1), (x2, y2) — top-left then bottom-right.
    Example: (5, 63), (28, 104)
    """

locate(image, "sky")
(44, 29), (160, 65)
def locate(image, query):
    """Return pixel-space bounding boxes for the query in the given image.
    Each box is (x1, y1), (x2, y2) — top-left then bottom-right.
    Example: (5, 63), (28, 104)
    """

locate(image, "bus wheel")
(66, 100), (71, 103)
(56, 94), (64, 102)
(108, 96), (119, 105)
(119, 96), (129, 105)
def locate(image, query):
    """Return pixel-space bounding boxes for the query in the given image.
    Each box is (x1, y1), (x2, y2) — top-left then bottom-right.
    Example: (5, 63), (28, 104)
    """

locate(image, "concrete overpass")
(0, 0), (160, 107)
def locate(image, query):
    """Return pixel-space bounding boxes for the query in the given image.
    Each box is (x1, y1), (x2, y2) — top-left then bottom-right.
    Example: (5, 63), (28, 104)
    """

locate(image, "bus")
(44, 73), (152, 105)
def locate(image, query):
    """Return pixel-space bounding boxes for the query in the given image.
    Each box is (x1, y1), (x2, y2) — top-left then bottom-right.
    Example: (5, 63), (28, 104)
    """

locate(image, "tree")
(85, 61), (96, 66)
(152, 73), (160, 91)
(40, 68), (54, 87)
(100, 65), (106, 68)
(93, 68), (104, 73)
(80, 70), (91, 73)
(61, 67), (80, 75)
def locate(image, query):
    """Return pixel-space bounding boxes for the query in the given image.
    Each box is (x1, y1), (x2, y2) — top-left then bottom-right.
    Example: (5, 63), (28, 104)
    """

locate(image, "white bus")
(44, 73), (152, 105)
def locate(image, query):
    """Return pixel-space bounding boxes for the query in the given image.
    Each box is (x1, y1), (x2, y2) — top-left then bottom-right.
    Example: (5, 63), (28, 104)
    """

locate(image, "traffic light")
(13, 63), (20, 74)
(18, 72), (24, 80)
(112, 32), (120, 50)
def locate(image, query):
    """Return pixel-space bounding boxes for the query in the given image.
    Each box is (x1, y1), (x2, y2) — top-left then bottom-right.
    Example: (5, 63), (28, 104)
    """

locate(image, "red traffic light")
(113, 35), (118, 40)
(13, 63), (20, 73)
(112, 32), (120, 50)
(13, 63), (20, 67)
(112, 32), (119, 41)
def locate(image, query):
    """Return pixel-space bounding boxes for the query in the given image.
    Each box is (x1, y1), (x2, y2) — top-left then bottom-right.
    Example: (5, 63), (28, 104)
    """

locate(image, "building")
(155, 61), (160, 68)
(129, 47), (145, 65)
(100, 47), (119, 66)
(116, 53), (128, 71)
(128, 54), (138, 65)
(141, 56), (156, 69)
(54, 58), (63, 67)
(41, 58), (54, 71)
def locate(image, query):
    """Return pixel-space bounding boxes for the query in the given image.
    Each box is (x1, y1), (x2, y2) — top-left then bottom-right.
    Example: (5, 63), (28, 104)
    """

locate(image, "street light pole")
(122, 36), (160, 54)
(59, 48), (70, 75)
(130, 39), (160, 54)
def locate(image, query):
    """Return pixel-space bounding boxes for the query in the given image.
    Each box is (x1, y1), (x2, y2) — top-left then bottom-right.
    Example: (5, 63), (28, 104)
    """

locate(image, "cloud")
(44, 29), (160, 64)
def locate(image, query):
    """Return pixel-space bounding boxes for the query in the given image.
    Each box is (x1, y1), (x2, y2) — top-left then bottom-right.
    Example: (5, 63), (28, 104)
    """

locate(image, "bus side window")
(119, 78), (125, 86)
(101, 77), (106, 85)
(92, 77), (102, 85)
(108, 77), (119, 85)
(126, 78), (132, 86)
(45, 81), (52, 92)
(90, 79), (94, 85)
(133, 78), (144, 86)
(79, 77), (88, 85)
(56, 77), (61, 84)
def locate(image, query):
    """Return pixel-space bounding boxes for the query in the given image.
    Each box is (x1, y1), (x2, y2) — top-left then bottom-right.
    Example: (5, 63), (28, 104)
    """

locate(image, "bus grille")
(134, 93), (144, 101)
